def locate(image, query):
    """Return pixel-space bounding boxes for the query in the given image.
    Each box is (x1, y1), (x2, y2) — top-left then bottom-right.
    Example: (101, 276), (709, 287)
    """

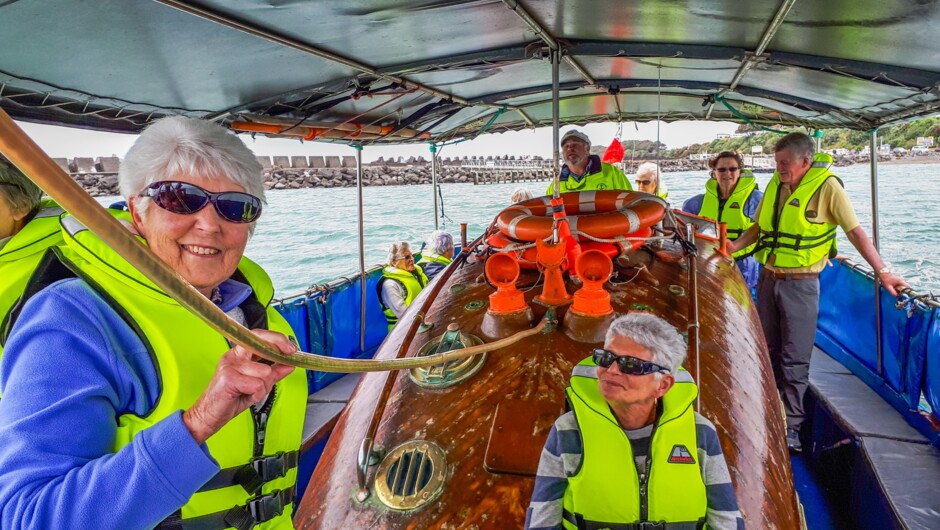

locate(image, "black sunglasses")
(141, 181), (262, 224)
(592, 348), (669, 375)
(715, 167), (740, 173)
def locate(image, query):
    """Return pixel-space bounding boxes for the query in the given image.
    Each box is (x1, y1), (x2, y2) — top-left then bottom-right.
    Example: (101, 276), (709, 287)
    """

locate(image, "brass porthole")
(409, 324), (486, 388)
(374, 440), (447, 511)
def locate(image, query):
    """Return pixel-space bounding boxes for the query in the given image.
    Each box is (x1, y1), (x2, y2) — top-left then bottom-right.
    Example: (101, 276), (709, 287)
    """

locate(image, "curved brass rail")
(0, 110), (550, 372)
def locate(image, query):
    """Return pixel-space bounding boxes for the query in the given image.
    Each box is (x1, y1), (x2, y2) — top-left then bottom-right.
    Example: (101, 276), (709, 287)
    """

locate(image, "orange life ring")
(496, 191), (665, 242)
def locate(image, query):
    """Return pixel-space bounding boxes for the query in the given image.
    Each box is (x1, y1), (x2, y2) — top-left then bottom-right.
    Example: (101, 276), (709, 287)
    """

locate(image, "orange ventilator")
(570, 250), (614, 316)
(485, 253), (529, 314)
(534, 238), (572, 306)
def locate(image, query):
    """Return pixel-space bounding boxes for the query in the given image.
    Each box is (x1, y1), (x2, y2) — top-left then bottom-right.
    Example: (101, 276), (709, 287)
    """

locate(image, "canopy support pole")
(355, 144), (367, 355)
(869, 130), (884, 377)
(551, 48), (560, 205)
(430, 144), (439, 230)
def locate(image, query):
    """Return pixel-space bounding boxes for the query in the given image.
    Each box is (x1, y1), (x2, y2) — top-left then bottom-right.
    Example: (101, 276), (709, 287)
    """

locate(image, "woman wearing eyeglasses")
(633, 162), (669, 200)
(525, 312), (742, 530)
(0, 117), (306, 529)
(682, 151), (763, 290)
(0, 156), (64, 363)
(378, 241), (429, 331)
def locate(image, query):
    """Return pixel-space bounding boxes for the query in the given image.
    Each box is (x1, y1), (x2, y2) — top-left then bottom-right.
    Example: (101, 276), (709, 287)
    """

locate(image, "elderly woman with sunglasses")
(682, 151), (763, 290)
(525, 312), (742, 530)
(0, 156), (64, 362)
(633, 162), (669, 200)
(378, 241), (429, 331)
(0, 117), (307, 530)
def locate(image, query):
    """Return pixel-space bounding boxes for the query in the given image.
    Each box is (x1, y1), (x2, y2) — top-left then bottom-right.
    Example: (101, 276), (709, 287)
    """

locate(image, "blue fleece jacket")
(0, 278), (251, 530)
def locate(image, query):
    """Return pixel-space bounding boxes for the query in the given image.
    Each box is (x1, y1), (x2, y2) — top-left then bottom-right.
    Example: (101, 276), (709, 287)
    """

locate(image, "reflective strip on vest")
(755, 153), (839, 267)
(57, 213), (306, 529)
(562, 357), (706, 529)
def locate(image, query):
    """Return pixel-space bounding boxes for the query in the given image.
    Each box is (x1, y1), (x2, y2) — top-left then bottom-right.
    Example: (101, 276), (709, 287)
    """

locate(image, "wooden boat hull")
(295, 213), (802, 529)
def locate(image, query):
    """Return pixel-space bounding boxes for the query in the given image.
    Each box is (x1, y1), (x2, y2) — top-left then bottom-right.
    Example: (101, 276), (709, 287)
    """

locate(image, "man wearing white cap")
(546, 129), (632, 195)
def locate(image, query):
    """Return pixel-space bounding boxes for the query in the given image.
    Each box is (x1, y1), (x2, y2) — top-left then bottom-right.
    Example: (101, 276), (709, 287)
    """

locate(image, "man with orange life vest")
(378, 241), (429, 331)
(730, 132), (908, 453)
(546, 129), (632, 195)
(0, 155), (64, 365)
(0, 117), (305, 529)
(683, 151), (763, 289)
(525, 312), (743, 530)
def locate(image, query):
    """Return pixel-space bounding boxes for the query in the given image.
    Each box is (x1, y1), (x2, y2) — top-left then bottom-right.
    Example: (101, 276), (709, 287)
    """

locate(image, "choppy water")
(106, 163), (940, 297)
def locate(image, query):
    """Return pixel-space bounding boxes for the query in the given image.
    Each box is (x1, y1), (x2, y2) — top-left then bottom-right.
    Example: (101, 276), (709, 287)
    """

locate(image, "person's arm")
(0, 281), (219, 530)
(682, 194), (703, 215)
(695, 414), (745, 530)
(845, 226), (909, 297)
(525, 412), (580, 530)
(380, 279), (409, 317)
(728, 224), (759, 254)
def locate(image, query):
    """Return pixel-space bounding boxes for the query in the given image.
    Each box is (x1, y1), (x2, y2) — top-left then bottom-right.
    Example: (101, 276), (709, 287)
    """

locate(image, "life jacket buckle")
(635, 522), (666, 530)
(248, 489), (285, 523)
(252, 451), (287, 482)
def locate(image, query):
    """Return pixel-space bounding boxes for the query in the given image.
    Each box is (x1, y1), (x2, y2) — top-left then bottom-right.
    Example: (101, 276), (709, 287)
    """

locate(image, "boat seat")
(301, 373), (362, 452)
(809, 347), (925, 443)
(809, 347), (940, 529)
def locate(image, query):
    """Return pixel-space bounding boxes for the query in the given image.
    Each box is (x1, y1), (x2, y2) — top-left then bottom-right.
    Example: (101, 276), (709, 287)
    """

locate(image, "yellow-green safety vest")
(378, 265), (428, 331)
(547, 160), (633, 195)
(57, 212), (307, 529)
(417, 252), (452, 269)
(562, 358), (706, 530)
(0, 199), (65, 360)
(700, 173), (759, 259)
(756, 153), (840, 268)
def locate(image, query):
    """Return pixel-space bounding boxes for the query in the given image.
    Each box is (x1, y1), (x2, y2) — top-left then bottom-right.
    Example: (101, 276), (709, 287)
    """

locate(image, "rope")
(714, 95), (789, 135)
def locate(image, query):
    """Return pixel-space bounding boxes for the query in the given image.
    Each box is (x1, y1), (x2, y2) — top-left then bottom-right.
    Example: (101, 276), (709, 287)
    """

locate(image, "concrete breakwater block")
(52, 158), (71, 173)
(325, 156), (341, 168)
(290, 156), (309, 169)
(73, 157), (97, 173)
(341, 156), (356, 168)
(96, 156), (121, 173)
(309, 156), (325, 168)
(272, 156), (290, 168)
(256, 156), (272, 169)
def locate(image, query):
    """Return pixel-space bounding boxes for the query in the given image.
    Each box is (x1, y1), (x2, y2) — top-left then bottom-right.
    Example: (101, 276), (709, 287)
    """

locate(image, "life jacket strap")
(197, 450), (299, 495)
(562, 509), (704, 530)
(159, 486), (295, 530)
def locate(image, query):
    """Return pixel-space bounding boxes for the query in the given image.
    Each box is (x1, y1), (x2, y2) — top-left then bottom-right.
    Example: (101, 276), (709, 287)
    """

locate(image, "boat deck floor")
(807, 346), (940, 530)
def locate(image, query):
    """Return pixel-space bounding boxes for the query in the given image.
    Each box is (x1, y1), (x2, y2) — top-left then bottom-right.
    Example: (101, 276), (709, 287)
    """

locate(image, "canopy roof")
(2, 0), (938, 144)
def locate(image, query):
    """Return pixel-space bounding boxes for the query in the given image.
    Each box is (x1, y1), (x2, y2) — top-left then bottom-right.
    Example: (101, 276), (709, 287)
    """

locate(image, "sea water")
(106, 163), (940, 298)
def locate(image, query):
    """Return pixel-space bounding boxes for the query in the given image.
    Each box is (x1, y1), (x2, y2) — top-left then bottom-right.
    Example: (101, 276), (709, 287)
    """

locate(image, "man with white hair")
(546, 129), (632, 195)
(526, 313), (742, 530)
(417, 230), (454, 280)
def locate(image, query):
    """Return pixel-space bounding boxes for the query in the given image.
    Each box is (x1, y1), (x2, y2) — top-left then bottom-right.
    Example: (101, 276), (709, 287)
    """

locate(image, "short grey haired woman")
(526, 312), (743, 529)
(510, 187), (534, 203)
(634, 162), (668, 200)
(417, 230), (454, 280)
(0, 116), (307, 529)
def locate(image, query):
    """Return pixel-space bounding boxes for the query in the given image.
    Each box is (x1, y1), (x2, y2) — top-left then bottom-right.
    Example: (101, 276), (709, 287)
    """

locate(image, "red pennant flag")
(602, 138), (624, 164)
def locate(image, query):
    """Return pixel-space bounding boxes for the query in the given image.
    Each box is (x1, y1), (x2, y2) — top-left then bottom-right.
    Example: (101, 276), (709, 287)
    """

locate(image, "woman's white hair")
(635, 162), (660, 183)
(387, 241), (413, 265)
(604, 312), (687, 374)
(119, 117), (265, 211)
(510, 187), (533, 203)
(0, 155), (43, 217)
(425, 230), (454, 255)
